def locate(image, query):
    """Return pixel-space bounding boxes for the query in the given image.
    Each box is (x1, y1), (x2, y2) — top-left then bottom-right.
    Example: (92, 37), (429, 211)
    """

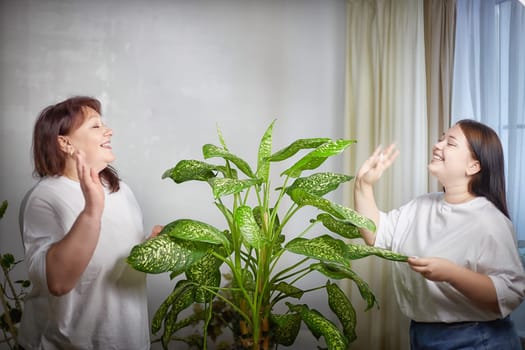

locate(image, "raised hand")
(356, 144), (399, 186)
(75, 150), (105, 218)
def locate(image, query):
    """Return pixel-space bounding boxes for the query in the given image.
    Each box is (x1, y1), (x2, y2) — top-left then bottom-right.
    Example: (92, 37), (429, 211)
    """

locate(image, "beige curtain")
(344, 0), (457, 349)
(424, 0), (456, 192)
(344, 0), (427, 349)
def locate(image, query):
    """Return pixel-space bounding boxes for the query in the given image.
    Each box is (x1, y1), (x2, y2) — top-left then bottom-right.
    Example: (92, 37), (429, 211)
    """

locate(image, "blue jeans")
(410, 317), (522, 350)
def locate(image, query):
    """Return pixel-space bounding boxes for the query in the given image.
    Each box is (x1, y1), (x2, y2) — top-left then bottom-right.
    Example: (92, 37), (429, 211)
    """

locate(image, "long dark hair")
(32, 96), (120, 192)
(457, 119), (509, 218)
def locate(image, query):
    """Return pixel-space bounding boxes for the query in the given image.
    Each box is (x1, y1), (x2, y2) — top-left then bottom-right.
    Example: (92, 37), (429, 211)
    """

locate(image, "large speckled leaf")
(310, 263), (377, 310)
(273, 281), (304, 299)
(268, 138), (331, 162)
(326, 281), (356, 343)
(127, 234), (209, 274)
(162, 160), (217, 183)
(0, 200), (7, 219)
(151, 280), (194, 334)
(235, 206), (266, 249)
(207, 177), (261, 199)
(162, 219), (230, 250)
(313, 213), (361, 239)
(270, 312), (302, 346)
(287, 303), (348, 350)
(289, 188), (376, 232)
(282, 139), (356, 178)
(285, 173), (353, 197)
(202, 144), (255, 178)
(284, 235), (349, 267)
(186, 248), (224, 303)
(346, 242), (408, 262)
(161, 280), (196, 349)
(256, 120), (275, 182)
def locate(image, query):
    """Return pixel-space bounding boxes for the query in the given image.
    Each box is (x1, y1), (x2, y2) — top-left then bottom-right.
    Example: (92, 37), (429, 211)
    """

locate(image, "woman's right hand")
(356, 144), (399, 187)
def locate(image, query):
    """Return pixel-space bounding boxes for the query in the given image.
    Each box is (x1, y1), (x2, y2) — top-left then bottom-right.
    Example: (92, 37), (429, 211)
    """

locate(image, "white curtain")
(451, 0), (525, 335)
(344, 0), (428, 349)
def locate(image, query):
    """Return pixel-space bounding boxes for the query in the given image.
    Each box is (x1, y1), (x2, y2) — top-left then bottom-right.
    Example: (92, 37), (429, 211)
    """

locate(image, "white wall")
(0, 0), (347, 348)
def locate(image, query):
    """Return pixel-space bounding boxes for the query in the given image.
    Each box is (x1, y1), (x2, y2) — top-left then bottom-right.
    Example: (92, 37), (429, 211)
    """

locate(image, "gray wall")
(0, 0), (347, 348)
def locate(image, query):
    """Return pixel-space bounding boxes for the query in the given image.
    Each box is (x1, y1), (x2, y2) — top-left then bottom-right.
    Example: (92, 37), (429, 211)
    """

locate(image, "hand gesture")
(75, 150), (105, 218)
(407, 256), (458, 282)
(356, 144), (399, 186)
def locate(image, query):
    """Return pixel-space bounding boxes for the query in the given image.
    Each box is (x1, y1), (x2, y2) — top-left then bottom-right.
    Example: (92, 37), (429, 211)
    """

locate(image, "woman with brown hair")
(354, 119), (525, 349)
(18, 96), (160, 349)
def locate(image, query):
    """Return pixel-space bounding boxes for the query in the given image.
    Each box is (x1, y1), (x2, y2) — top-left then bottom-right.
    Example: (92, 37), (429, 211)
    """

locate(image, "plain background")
(0, 0), (348, 348)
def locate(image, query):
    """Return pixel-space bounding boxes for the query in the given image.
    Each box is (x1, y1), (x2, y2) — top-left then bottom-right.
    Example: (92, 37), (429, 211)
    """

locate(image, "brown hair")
(32, 96), (120, 192)
(457, 119), (509, 218)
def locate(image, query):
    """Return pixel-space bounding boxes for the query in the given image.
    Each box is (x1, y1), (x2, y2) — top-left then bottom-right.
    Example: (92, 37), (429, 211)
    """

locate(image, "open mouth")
(432, 153), (443, 161)
(100, 141), (112, 149)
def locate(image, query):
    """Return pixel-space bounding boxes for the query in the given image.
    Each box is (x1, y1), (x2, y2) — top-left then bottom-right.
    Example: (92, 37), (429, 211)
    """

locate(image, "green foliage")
(127, 122), (408, 349)
(1, 200), (31, 350)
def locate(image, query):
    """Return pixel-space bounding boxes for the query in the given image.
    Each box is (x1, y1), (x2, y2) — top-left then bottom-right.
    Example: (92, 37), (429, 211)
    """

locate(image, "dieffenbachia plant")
(127, 121), (407, 350)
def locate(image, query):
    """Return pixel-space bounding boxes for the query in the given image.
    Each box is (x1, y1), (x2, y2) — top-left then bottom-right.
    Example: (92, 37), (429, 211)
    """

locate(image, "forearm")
(448, 266), (500, 314)
(46, 210), (101, 296)
(354, 179), (380, 246)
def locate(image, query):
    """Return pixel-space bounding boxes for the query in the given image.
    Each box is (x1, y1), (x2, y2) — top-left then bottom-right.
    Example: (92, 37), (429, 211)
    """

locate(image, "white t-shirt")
(375, 192), (525, 323)
(18, 176), (150, 350)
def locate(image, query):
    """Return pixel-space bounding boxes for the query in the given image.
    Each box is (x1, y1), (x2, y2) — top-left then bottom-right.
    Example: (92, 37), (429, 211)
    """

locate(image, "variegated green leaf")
(270, 312), (302, 346)
(256, 120), (275, 182)
(284, 235), (349, 267)
(127, 235), (209, 274)
(208, 177), (261, 199)
(286, 173), (353, 197)
(162, 160), (217, 183)
(161, 280), (196, 348)
(273, 281), (304, 299)
(162, 219), (230, 250)
(152, 280), (194, 334)
(202, 144), (255, 178)
(287, 303), (348, 350)
(314, 213), (361, 239)
(0, 200), (7, 219)
(326, 281), (356, 343)
(216, 124), (229, 150)
(235, 206), (266, 249)
(289, 188), (376, 232)
(282, 139), (356, 178)
(186, 249), (223, 303)
(345, 242), (409, 262)
(311, 263), (377, 310)
(268, 138), (331, 162)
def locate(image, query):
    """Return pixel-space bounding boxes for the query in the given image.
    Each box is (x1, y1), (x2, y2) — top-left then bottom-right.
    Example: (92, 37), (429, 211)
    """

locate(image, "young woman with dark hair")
(18, 96), (161, 349)
(354, 119), (525, 349)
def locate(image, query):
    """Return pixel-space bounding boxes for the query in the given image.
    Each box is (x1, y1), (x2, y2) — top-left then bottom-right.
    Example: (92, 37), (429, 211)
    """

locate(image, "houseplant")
(127, 121), (407, 349)
(1, 200), (30, 350)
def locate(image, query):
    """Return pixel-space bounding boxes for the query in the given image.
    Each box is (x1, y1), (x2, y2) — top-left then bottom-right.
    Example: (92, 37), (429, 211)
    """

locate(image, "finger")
(90, 167), (102, 186)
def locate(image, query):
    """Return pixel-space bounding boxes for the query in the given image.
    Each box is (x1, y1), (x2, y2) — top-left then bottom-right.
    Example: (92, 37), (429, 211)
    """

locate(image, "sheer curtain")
(451, 0), (525, 335)
(344, 0), (427, 348)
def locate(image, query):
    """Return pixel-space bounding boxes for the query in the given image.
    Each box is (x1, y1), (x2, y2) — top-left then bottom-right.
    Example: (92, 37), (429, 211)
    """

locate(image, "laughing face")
(428, 124), (480, 188)
(66, 106), (115, 172)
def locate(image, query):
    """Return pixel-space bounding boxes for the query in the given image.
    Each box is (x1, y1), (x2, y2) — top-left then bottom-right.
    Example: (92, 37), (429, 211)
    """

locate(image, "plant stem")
(0, 283), (17, 348)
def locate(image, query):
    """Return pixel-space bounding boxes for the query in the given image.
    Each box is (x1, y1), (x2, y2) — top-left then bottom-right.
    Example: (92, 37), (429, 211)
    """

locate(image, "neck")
(443, 184), (475, 204)
(62, 161), (79, 182)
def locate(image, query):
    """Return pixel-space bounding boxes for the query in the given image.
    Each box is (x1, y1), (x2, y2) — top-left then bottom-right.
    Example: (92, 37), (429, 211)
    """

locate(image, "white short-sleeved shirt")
(375, 192), (525, 323)
(18, 176), (150, 350)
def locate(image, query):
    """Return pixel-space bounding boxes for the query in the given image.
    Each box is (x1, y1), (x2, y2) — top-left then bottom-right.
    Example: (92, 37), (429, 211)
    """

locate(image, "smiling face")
(428, 124), (480, 189)
(63, 106), (115, 172)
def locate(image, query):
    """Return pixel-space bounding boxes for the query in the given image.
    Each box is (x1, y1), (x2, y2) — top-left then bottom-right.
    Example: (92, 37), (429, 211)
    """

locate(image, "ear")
(466, 160), (481, 176)
(57, 135), (72, 155)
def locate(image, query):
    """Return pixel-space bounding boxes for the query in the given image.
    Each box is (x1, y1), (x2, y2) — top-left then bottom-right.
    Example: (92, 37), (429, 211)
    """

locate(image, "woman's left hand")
(407, 256), (458, 282)
(147, 225), (164, 240)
